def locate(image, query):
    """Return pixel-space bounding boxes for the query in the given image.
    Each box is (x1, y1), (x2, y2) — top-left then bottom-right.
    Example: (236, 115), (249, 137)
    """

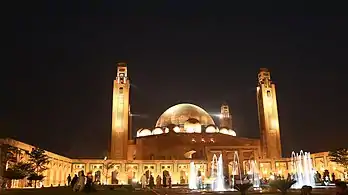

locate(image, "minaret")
(256, 68), (282, 159)
(128, 106), (132, 140)
(110, 62), (130, 160)
(219, 103), (232, 129)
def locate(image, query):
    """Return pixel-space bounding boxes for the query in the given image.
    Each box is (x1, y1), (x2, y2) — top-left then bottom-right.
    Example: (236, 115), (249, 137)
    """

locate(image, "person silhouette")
(67, 174), (71, 186)
(71, 174), (78, 188)
(141, 174), (147, 189)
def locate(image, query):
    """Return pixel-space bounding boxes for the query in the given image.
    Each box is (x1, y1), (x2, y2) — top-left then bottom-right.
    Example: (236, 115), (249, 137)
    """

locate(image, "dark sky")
(4, 1), (348, 158)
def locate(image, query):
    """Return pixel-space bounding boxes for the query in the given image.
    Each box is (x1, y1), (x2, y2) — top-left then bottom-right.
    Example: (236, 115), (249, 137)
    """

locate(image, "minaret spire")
(110, 62), (130, 160)
(256, 68), (282, 159)
(219, 102), (232, 130)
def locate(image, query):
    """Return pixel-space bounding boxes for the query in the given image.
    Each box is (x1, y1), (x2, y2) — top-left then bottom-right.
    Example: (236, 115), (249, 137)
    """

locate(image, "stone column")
(222, 150), (229, 177)
(238, 150), (245, 175)
(206, 152), (212, 177)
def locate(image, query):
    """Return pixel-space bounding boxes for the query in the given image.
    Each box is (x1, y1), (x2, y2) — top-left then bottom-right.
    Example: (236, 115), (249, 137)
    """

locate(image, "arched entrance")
(111, 170), (119, 184)
(94, 171), (101, 183)
(162, 170), (170, 187)
(180, 170), (187, 184)
(145, 170), (151, 184)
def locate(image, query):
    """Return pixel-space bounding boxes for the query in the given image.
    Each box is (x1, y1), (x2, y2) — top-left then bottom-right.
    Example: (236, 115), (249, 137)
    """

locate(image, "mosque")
(0, 63), (344, 187)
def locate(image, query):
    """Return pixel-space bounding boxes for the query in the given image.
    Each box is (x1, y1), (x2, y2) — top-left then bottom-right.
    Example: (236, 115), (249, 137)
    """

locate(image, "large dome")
(155, 103), (215, 127)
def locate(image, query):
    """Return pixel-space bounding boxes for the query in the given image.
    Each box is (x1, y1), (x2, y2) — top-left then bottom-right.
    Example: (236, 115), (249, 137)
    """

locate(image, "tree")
(269, 179), (296, 195)
(27, 173), (45, 183)
(3, 161), (34, 188)
(102, 162), (115, 184)
(26, 148), (50, 188)
(234, 183), (253, 195)
(329, 148), (348, 174)
(4, 162), (34, 180)
(1, 145), (20, 170)
(5, 146), (19, 163)
(3, 168), (26, 180)
(1, 145), (24, 188)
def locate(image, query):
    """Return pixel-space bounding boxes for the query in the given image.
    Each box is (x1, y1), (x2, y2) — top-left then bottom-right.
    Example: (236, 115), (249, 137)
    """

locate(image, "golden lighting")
(206, 126), (217, 133)
(152, 128), (164, 135)
(271, 118), (278, 130)
(138, 129), (151, 137)
(220, 128), (229, 135)
(173, 126), (180, 133)
(155, 103), (215, 127)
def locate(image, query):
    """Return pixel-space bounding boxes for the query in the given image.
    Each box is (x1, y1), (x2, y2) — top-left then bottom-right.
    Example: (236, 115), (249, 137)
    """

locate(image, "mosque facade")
(0, 63), (345, 187)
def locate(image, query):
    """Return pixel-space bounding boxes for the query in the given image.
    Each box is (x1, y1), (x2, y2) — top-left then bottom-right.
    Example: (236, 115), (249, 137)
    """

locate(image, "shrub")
(269, 179), (296, 195)
(234, 183), (253, 195)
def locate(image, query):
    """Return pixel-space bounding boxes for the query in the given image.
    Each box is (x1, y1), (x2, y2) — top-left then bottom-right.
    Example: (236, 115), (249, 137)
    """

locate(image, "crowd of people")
(1, 170), (347, 194)
(66, 171), (96, 193)
(139, 174), (172, 189)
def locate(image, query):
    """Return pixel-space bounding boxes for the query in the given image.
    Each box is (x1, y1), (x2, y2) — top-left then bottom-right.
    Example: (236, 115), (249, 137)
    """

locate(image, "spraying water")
(249, 160), (260, 188)
(291, 150), (315, 188)
(209, 154), (226, 191)
(231, 151), (243, 187)
(189, 161), (197, 189)
(214, 154), (225, 191)
(211, 154), (218, 190)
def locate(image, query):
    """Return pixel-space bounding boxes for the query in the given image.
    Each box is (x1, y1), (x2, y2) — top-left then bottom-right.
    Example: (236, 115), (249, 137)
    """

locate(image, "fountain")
(210, 154), (218, 190)
(189, 161), (197, 189)
(230, 152), (261, 190)
(209, 154), (226, 191)
(215, 154), (225, 191)
(189, 152), (259, 192)
(231, 151), (243, 187)
(249, 160), (261, 188)
(291, 150), (315, 188)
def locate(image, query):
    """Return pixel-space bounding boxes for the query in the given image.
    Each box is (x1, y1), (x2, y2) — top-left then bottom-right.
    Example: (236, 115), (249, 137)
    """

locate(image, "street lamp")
(103, 156), (107, 184)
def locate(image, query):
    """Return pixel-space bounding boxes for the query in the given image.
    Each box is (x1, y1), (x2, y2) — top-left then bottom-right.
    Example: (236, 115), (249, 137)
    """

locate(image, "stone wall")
(0, 138), (72, 187)
(71, 159), (207, 185)
(135, 132), (260, 160)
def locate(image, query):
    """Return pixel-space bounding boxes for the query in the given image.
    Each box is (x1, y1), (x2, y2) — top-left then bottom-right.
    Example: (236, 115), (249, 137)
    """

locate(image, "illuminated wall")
(0, 138), (72, 188)
(256, 68), (282, 159)
(110, 62), (130, 160)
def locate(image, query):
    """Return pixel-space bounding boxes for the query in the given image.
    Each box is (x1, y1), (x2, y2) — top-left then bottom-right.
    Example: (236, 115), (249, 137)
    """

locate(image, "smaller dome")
(228, 129), (237, 136)
(173, 126), (180, 133)
(206, 125), (218, 133)
(138, 129), (152, 137)
(219, 128), (237, 136)
(164, 127), (169, 133)
(220, 128), (229, 135)
(152, 128), (163, 135)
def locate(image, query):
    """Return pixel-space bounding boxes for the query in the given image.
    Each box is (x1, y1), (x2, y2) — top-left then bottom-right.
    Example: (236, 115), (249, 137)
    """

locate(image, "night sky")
(4, 1), (348, 158)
